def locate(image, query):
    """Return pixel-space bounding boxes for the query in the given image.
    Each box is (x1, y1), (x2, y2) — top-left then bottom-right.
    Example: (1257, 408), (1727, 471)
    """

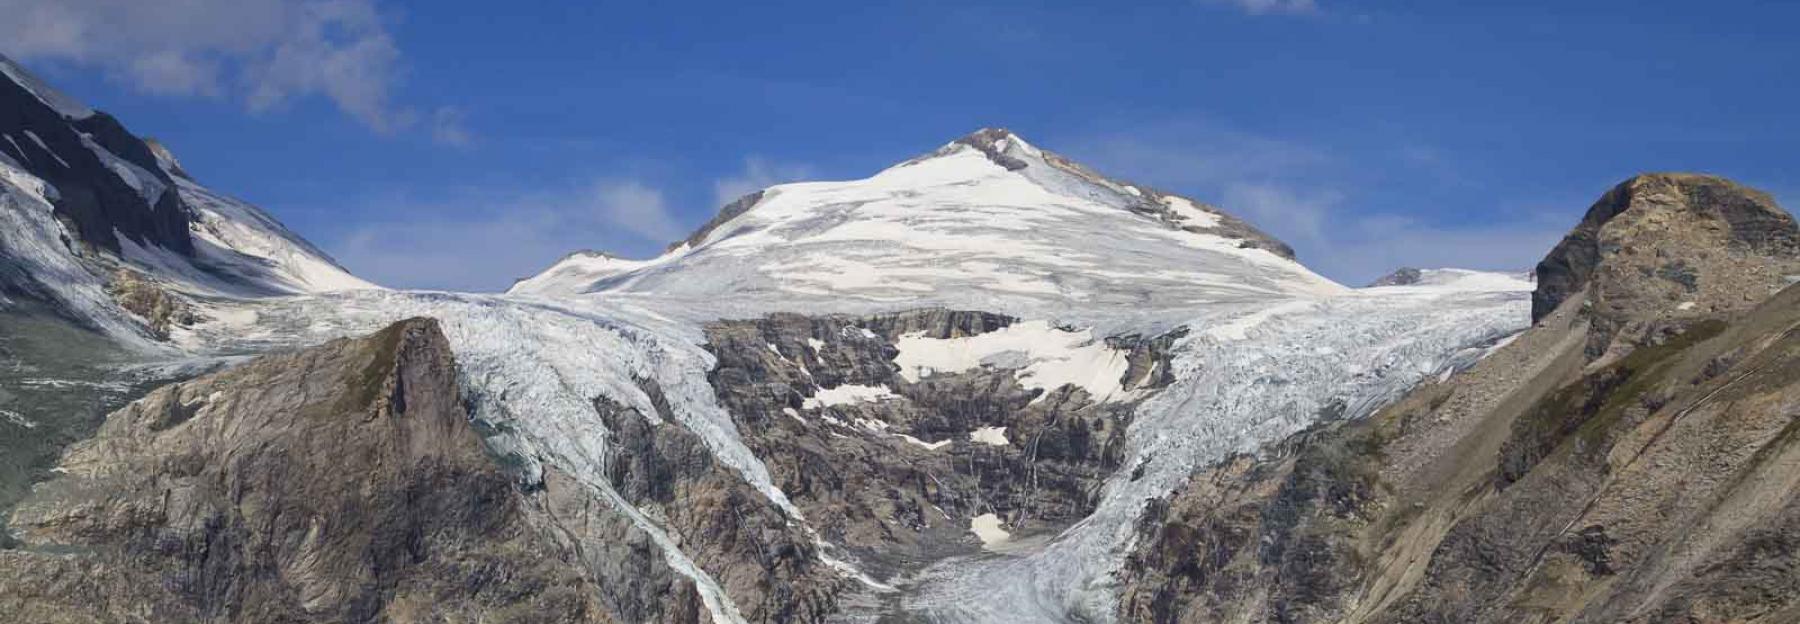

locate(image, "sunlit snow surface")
(509, 136), (1344, 307)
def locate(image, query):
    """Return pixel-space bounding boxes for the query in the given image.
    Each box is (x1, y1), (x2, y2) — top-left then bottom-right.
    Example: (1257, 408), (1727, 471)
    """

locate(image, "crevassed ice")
(197, 277), (1525, 624)
(896, 291), (1526, 622)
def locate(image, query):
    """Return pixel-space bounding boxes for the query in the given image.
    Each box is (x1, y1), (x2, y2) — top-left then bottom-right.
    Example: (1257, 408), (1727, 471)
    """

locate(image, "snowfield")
(506, 132), (1344, 312)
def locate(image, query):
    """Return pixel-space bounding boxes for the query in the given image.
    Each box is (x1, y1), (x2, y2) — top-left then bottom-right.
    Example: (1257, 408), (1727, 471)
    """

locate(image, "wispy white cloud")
(428, 106), (472, 146)
(1203, 0), (1320, 16)
(325, 157), (816, 291)
(593, 179), (686, 242)
(710, 157), (815, 207)
(1067, 121), (1572, 284)
(328, 177), (688, 291)
(1221, 181), (1567, 282)
(0, 0), (459, 142)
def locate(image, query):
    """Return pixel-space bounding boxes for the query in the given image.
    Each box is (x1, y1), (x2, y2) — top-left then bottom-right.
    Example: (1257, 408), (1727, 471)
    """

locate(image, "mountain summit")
(510, 127), (1332, 311)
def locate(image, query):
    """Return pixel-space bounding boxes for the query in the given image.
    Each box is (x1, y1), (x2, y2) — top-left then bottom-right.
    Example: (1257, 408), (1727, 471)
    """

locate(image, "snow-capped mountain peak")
(510, 127), (1338, 317)
(0, 55), (375, 341)
(915, 126), (1044, 170)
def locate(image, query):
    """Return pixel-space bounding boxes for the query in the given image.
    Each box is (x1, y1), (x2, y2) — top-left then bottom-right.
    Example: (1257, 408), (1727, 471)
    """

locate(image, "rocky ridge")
(0, 319), (725, 623)
(1116, 173), (1800, 623)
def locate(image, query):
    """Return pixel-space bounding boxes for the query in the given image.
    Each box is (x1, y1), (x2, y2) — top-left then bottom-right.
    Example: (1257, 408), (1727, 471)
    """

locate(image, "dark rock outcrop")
(701, 309), (1180, 586)
(1368, 267), (1423, 287)
(669, 190), (767, 252)
(0, 58), (193, 256)
(597, 380), (846, 623)
(104, 268), (195, 339)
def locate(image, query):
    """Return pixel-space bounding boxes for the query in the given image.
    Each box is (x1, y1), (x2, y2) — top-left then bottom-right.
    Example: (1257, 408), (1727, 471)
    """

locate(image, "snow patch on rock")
(969, 426), (1009, 446)
(895, 320), (1131, 401)
(970, 513), (1011, 549)
(803, 383), (901, 409)
(1160, 196), (1221, 228)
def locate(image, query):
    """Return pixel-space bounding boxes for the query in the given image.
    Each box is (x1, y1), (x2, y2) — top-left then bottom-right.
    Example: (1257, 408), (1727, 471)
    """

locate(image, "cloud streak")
(1203, 0), (1320, 16)
(328, 179), (685, 291)
(326, 158), (814, 291)
(1220, 182), (1567, 283)
(711, 156), (815, 207)
(0, 0), (463, 142)
(1067, 121), (1571, 285)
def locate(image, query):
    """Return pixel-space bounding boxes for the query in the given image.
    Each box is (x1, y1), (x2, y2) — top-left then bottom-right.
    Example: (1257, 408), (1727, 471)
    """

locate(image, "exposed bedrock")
(0, 318), (719, 623)
(1118, 174), (1800, 624)
(701, 309), (1182, 580)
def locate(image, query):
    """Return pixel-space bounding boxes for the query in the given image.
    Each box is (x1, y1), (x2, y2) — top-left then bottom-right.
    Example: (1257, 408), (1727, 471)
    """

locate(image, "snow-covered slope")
(511, 129), (1341, 312)
(508, 250), (651, 295)
(0, 54), (373, 340)
(1365, 266), (1534, 291)
(173, 173), (377, 295)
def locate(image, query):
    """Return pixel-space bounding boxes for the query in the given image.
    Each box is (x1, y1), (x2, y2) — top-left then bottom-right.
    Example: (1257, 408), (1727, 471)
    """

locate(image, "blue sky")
(4, 0), (1796, 291)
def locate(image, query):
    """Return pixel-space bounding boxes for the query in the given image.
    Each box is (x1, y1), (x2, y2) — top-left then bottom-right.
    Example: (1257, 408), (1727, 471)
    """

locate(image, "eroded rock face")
(0, 318), (713, 623)
(1532, 174), (1800, 358)
(104, 268), (195, 339)
(1119, 176), (1800, 624)
(701, 309), (1181, 582)
(597, 381), (846, 623)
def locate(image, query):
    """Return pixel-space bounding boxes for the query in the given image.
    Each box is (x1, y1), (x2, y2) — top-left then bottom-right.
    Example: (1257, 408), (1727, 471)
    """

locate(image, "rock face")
(0, 56), (192, 256)
(1532, 174), (1800, 357)
(700, 310), (1179, 585)
(0, 319), (718, 623)
(0, 308), (1184, 623)
(596, 380), (846, 623)
(1117, 175), (1800, 623)
(104, 268), (196, 338)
